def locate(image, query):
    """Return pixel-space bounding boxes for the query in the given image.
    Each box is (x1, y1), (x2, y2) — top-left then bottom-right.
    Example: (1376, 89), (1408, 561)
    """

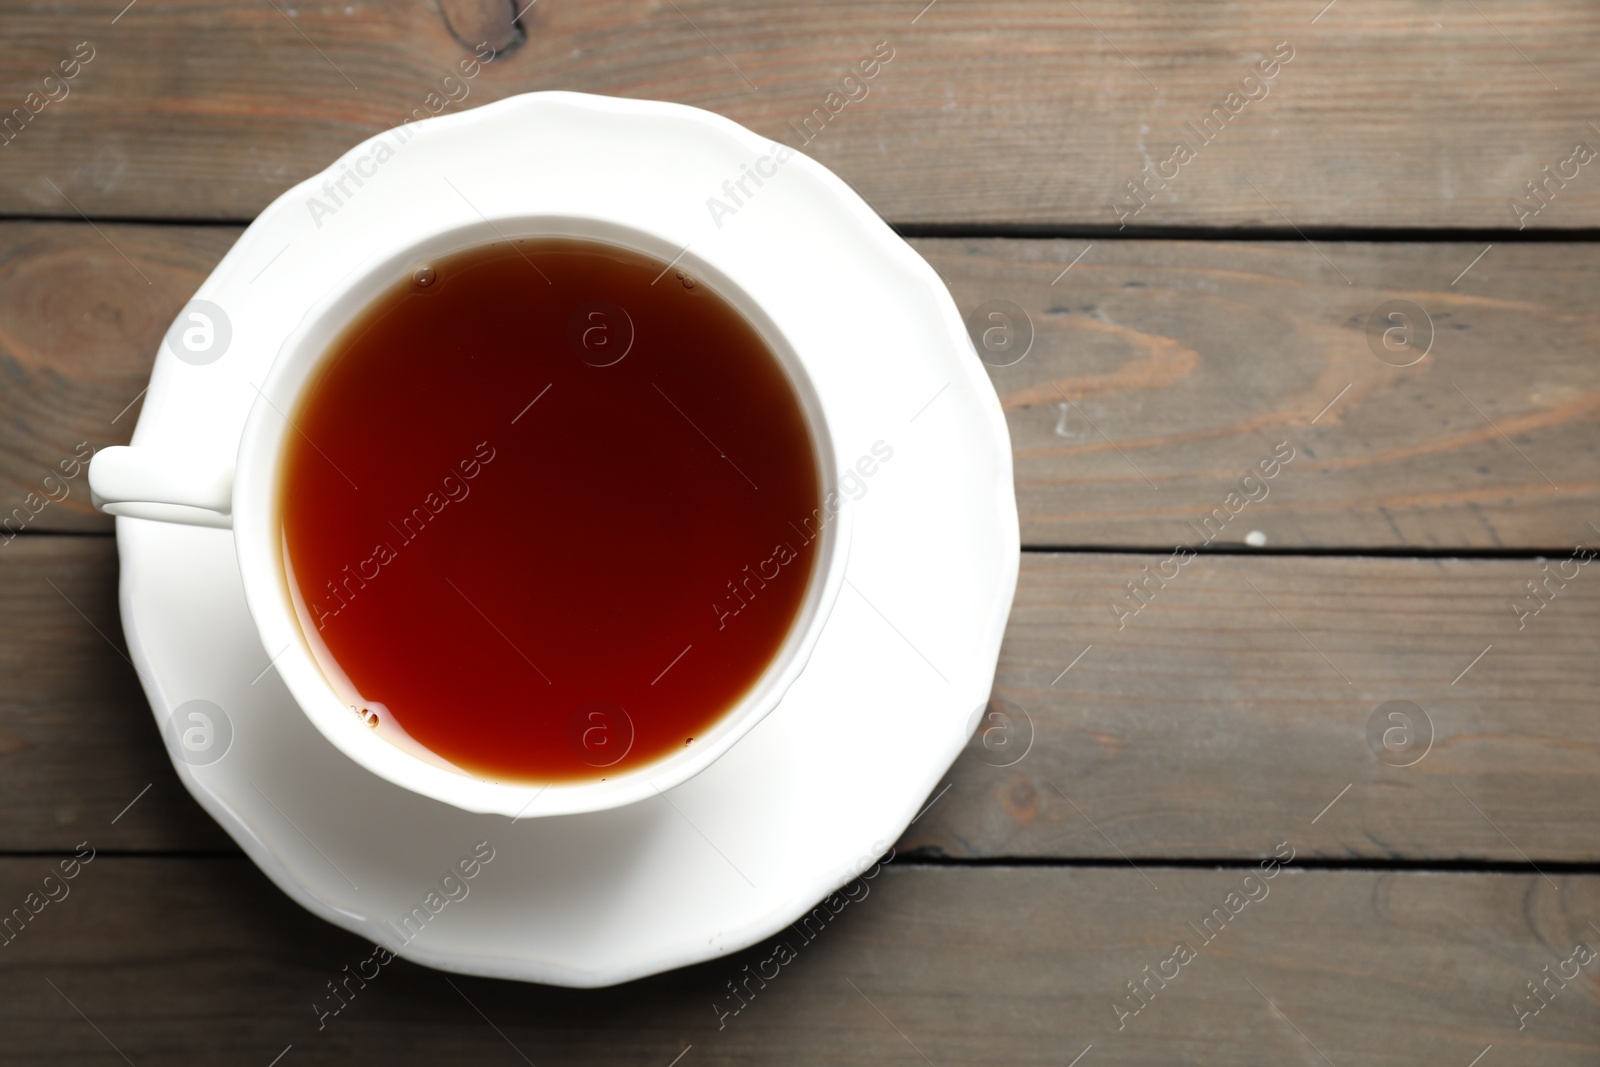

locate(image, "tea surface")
(279, 237), (821, 783)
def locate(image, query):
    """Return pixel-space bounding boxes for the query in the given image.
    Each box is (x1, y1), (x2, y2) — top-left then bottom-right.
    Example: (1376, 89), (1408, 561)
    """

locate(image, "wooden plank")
(5, 223), (1598, 548)
(0, 2), (1597, 226)
(0, 536), (232, 852)
(908, 550), (1600, 863)
(0, 223), (237, 534)
(6, 538), (1597, 861)
(0, 860), (1593, 1064)
(928, 237), (1600, 549)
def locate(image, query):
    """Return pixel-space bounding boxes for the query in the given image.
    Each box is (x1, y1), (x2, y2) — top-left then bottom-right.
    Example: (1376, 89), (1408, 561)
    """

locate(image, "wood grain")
(437, 0), (523, 55)
(0, 536), (232, 852)
(0, 223), (236, 535)
(4, 223), (1597, 548)
(909, 550), (1600, 863)
(6, 538), (1596, 861)
(928, 237), (1600, 549)
(0, 2), (1597, 226)
(0, 859), (1593, 1064)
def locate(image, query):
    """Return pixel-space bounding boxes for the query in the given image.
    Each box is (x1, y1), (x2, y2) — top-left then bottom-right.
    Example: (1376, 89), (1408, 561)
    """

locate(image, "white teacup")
(90, 215), (851, 818)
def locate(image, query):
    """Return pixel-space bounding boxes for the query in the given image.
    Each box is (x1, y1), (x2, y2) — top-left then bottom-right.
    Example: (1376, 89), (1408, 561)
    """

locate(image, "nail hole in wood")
(438, 0), (527, 58)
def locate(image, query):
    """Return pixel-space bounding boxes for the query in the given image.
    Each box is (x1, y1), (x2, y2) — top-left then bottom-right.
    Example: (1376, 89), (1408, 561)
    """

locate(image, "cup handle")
(89, 446), (234, 529)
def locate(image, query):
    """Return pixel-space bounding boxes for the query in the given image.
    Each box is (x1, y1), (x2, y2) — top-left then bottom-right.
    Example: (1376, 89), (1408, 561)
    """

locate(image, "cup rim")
(231, 214), (852, 818)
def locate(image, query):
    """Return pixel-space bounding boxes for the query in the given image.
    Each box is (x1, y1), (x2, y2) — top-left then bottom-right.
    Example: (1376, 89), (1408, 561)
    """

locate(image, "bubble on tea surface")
(567, 699), (635, 768)
(1366, 699), (1434, 768)
(165, 299), (233, 366)
(164, 699), (234, 766)
(413, 266), (436, 287)
(566, 301), (634, 367)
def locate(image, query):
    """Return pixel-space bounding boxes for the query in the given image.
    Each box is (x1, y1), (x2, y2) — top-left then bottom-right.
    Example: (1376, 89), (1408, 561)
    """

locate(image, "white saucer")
(117, 92), (1018, 986)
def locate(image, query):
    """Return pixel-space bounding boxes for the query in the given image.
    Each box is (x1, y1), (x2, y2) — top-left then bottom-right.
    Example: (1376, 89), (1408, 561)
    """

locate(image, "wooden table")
(3, 2), (1598, 1063)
